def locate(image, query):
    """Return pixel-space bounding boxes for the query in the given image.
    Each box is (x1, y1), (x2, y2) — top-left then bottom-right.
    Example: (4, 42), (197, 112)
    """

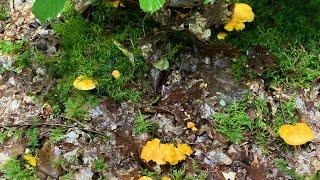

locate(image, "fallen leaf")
(153, 58), (169, 71)
(112, 39), (135, 65)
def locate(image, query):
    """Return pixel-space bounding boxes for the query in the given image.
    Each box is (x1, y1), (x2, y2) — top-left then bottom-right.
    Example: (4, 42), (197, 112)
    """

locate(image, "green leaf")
(204, 0), (214, 5)
(32, 0), (67, 22)
(139, 0), (165, 13)
(153, 58), (169, 71)
(112, 39), (135, 65)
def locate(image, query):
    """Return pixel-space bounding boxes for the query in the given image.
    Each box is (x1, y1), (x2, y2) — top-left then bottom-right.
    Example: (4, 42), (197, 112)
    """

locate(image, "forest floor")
(0, 1), (320, 179)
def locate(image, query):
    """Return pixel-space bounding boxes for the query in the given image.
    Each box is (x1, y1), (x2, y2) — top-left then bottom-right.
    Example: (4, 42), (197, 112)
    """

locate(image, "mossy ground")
(36, 3), (148, 119)
(214, 0), (320, 88)
(1, 0), (319, 179)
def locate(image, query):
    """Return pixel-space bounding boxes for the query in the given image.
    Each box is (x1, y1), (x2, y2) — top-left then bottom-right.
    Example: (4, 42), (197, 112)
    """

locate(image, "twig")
(0, 123), (106, 136)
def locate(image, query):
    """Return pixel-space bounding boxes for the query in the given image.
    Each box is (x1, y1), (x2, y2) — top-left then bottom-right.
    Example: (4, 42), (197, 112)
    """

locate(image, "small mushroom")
(73, 76), (96, 90)
(278, 123), (315, 150)
(112, 70), (121, 79)
(187, 121), (198, 132)
(217, 32), (228, 40)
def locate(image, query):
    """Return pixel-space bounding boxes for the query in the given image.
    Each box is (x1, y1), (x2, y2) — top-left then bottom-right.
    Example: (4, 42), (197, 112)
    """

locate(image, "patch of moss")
(227, 0), (320, 87)
(0, 158), (35, 179)
(41, 3), (147, 119)
(0, 4), (9, 20)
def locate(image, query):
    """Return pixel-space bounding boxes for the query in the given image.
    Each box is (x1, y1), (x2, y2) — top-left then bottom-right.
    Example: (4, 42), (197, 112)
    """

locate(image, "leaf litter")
(0, 1), (319, 179)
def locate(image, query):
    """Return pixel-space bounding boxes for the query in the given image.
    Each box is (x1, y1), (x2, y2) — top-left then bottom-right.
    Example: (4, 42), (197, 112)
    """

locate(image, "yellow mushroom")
(138, 176), (153, 180)
(140, 138), (192, 165)
(187, 122), (198, 132)
(224, 3), (254, 32)
(217, 32), (228, 40)
(112, 70), (121, 79)
(73, 76), (96, 90)
(279, 123), (315, 149)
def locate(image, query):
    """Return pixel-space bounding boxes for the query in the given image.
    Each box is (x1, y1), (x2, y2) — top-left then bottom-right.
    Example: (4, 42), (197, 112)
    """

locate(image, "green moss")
(275, 158), (304, 180)
(40, 4), (147, 119)
(0, 40), (25, 54)
(0, 158), (36, 179)
(212, 100), (253, 144)
(0, 4), (9, 20)
(134, 113), (158, 135)
(46, 128), (67, 145)
(27, 128), (40, 148)
(228, 0), (320, 87)
(273, 98), (299, 133)
(212, 93), (298, 146)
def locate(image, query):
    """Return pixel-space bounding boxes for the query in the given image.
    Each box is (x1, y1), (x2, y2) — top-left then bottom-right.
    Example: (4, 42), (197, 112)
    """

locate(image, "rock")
(8, 99), (20, 112)
(64, 131), (80, 145)
(200, 102), (215, 119)
(203, 150), (233, 166)
(0, 55), (14, 70)
(63, 148), (80, 164)
(188, 13), (212, 41)
(151, 114), (184, 136)
(75, 167), (94, 180)
(82, 146), (98, 165)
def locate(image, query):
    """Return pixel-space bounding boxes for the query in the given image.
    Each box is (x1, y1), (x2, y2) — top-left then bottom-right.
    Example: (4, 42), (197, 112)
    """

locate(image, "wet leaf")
(112, 39), (135, 65)
(153, 58), (169, 71)
(139, 0), (165, 13)
(32, 0), (67, 23)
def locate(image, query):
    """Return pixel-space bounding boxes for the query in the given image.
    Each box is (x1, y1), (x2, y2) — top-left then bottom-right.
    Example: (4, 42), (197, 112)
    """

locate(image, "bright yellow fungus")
(23, 154), (37, 167)
(112, 70), (121, 79)
(224, 3), (254, 31)
(138, 176), (153, 180)
(217, 32), (228, 40)
(279, 123), (314, 146)
(73, 76), (96, 90)
(162, 176), (171, 180)
(187, 122), (198, 131)
(140, 138), (192, 165)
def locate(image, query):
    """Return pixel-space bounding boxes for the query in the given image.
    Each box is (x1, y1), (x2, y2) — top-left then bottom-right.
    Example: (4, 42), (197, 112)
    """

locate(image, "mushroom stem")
(293, 145), (301, 151)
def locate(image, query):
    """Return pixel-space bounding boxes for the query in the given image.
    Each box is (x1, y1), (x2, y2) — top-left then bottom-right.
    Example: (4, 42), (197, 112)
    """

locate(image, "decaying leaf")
(139, 0), (165, 13)
(112, 39), (135, 65)
(140, 138), (192, 165)
(153, 58), (169, 71)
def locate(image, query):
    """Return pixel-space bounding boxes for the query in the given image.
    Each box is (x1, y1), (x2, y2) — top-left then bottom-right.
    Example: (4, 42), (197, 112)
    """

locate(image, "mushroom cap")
(233, 3), (254, 22)
(73, 76), (96, 90)
(112, 70), (121, 79)
(217, 32), (228, 40)
(140, 138), (192, 165)
(224, 3), (254, 31)
(279, 123), (315, 145)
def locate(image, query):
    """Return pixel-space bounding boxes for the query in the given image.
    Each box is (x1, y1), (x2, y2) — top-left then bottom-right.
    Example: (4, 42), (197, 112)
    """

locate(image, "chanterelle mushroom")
(278, 123), (315, 146)
(73, 75), (96, 90)
(224, 3), (255, 31)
